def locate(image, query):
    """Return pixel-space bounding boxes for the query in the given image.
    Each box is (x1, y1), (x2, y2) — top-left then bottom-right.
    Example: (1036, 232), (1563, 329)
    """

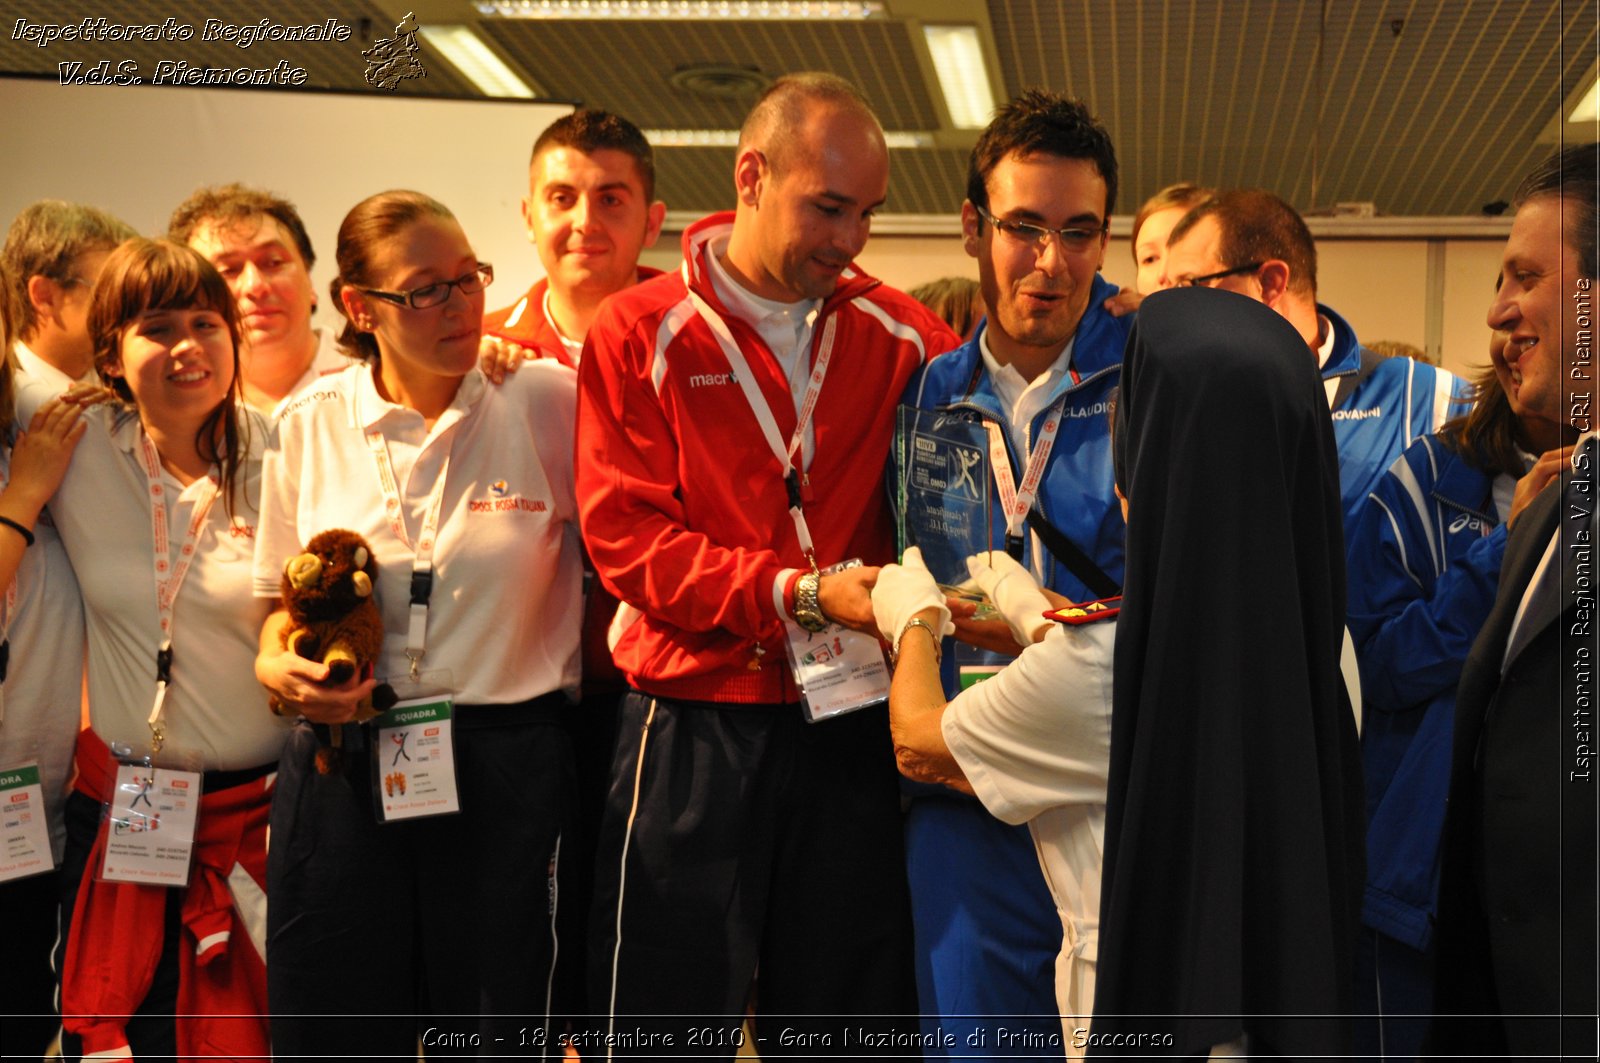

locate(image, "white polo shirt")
(271, 328), (354, 418)
(0, 449), (84, 862)
(12, 339), (95, 394)
(16, 388), (288, 771)
(255, 361), (582, 705)
(940, 618), (1114, 1024)
(10, 355), (93, 858)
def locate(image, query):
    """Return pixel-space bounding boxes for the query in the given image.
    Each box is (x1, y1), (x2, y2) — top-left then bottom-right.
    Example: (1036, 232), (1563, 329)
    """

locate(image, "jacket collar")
(952, 273), (1126, 416)
(679, 212), (881, 325)
(1429, 438), (1498, 521)
(1318, 303), (1364, 379)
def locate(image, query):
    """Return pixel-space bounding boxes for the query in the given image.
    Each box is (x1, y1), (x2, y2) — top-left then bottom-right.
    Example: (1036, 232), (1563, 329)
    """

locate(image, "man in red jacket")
(578, 72), (958, 1054)
(484, 108), (666, 367)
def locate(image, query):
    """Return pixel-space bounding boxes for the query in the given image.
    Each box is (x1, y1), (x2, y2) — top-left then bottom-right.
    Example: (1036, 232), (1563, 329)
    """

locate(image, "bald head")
(738, 72), (884, 178)
(723, 73), (888, 303)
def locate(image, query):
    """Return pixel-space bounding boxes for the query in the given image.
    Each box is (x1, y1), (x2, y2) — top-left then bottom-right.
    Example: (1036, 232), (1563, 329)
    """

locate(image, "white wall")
(0, 76), (570, 332)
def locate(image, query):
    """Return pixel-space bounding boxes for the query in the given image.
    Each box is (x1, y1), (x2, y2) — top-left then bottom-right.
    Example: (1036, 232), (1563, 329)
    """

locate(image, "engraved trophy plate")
(895, 405), (997, 615)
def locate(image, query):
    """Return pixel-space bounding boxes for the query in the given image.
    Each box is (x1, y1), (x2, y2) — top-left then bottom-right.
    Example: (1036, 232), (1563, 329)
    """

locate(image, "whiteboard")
(0, 76), (572, 327)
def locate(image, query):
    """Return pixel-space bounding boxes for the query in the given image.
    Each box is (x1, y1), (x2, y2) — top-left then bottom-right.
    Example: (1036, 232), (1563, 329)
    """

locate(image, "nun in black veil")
(1088, 287), (1364, 1059)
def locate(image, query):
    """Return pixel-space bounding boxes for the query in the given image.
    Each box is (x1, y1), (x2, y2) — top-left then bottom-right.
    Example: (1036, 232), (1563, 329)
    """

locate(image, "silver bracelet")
(892, 617), (941, 665)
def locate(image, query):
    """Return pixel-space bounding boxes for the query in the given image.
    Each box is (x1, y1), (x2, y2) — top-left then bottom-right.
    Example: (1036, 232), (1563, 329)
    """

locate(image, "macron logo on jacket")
(687, 371), (740, 388)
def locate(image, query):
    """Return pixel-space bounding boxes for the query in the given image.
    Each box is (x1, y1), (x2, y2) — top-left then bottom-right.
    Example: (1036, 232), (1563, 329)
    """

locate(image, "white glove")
(872, 546), (954, 645)
(966, 551), (1053, 645)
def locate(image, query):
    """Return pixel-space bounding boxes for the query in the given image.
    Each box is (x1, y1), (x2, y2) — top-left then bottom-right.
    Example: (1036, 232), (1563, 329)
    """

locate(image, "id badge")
(0, 761), (55, 882)
(783, 559), (891, 724)
(100, 750), (203, 887)
(371, 695), (461, 822)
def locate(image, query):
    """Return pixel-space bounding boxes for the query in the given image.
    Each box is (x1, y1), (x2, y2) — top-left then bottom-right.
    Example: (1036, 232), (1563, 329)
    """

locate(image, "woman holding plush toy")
(253, 189), (582, 1054)
(16, 238), (284, 1059)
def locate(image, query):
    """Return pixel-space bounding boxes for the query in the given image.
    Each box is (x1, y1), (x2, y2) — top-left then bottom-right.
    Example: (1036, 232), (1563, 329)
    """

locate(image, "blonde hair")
(1130, 182), (1212, 262)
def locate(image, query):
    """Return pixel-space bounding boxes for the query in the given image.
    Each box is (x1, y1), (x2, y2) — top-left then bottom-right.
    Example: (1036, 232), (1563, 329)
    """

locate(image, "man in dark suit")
(1434, 144), (1598, 1058)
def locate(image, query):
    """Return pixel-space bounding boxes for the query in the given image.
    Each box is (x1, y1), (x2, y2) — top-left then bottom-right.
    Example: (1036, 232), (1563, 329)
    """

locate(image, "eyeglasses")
(355, 263), (493, 310)
(976, 207), (1106, 254)
(1179, 262), (1263, 288)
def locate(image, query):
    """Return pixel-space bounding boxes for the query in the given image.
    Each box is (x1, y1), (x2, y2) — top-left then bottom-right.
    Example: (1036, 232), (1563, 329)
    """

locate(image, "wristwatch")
(793, 570), (829, 632)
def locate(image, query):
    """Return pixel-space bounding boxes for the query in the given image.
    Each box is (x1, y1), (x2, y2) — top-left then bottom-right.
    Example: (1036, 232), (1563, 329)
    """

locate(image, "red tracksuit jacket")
(576, 212), (958, 704)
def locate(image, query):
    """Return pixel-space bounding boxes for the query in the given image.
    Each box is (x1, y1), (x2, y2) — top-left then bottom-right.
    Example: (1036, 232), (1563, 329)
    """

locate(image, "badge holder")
(370, 669), (461, 823)
(97, 742), (203, 887)
(0, 738), (55, 882)
(783, 559), (892, 724)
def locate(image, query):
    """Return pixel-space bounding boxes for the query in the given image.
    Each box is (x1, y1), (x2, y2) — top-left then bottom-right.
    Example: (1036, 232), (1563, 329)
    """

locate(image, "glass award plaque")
(894, 405), (997, 614)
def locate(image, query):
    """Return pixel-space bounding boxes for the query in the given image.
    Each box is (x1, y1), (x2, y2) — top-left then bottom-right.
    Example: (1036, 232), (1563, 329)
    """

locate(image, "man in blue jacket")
(900, 89), (1131, 1057)
(1161, 189), (1467, 540)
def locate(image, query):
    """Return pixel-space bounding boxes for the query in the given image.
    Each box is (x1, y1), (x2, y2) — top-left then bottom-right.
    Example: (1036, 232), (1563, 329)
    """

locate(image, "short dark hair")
(532, 109), (657, 202)
(89, 238), (249, 519)
(167, 183), (316, 271)
(1514, 144), (1598, 278)
(738, 72), (879, 178)
(1168, 189), (1318, 297)
(966, 91), (1118, 219)
(2, 200), (136, 337)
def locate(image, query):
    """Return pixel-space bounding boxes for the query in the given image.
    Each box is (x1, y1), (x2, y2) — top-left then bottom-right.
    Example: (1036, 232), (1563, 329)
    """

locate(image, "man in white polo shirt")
(169, 184), (345, 414)
(0, 198), (133, 1055)
(3, 200), (135, 392)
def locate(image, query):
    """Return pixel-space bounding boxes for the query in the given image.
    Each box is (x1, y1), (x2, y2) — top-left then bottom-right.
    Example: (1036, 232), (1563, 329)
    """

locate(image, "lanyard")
(686, 289), (838, 570)
(365, 430), (453, 679)
(983, 394), (1068, 558)
(138, 434), (219, 752)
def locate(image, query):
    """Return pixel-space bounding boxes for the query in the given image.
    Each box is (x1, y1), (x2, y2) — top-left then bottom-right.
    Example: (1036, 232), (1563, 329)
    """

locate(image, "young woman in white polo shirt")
(19, 238), (284, 1059)
(254, 189), (581, 1054)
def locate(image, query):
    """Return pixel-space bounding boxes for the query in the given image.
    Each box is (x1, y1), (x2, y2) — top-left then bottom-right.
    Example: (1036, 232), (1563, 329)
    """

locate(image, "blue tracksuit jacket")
(1346, 432), (1507, 949)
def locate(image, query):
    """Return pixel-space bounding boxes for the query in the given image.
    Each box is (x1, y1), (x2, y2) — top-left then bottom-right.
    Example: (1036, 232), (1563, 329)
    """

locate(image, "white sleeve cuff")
(773, 567), (801, 619)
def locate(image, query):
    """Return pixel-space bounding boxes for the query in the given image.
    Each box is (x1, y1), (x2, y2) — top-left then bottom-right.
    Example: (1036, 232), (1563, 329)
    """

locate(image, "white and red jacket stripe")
(577, 212), (958, 704)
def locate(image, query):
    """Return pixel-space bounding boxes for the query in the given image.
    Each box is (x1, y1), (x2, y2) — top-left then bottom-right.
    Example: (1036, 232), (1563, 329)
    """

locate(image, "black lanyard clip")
(155, 645), (174, 685)
(410, 569), (434, 607)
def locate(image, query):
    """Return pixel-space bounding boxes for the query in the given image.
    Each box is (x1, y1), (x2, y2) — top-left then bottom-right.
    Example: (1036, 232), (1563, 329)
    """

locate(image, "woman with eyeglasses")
(18, 238), (286, 1059)
(254, 190), (582, 1054)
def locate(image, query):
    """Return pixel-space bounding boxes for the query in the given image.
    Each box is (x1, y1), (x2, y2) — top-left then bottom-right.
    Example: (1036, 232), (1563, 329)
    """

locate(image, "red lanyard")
(983, 394), (1067, 552)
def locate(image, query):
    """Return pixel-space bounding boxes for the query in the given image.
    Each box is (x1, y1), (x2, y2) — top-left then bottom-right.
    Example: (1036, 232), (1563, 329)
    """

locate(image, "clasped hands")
(869, 547), (1057, 658)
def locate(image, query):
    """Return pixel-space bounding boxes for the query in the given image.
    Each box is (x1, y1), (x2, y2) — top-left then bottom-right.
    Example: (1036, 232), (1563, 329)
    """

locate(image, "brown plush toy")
(273, 529), (396, 772)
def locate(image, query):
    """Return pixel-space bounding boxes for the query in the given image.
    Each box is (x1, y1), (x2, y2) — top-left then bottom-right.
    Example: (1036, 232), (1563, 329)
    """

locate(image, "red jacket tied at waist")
(63, 729), (274, 1060)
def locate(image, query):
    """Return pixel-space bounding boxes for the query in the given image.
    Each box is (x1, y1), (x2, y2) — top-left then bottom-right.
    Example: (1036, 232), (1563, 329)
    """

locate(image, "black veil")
(1091, 287), (1364, 1058)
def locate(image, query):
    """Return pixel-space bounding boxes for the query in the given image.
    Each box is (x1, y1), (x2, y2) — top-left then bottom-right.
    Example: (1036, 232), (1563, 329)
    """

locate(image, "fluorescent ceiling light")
(477, 0), (884, 19)
(923, 24), (994, 129)
(645, 128), (932, 148)
(418, 24), (537, 97)
(1571, 78), (1600, 124)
